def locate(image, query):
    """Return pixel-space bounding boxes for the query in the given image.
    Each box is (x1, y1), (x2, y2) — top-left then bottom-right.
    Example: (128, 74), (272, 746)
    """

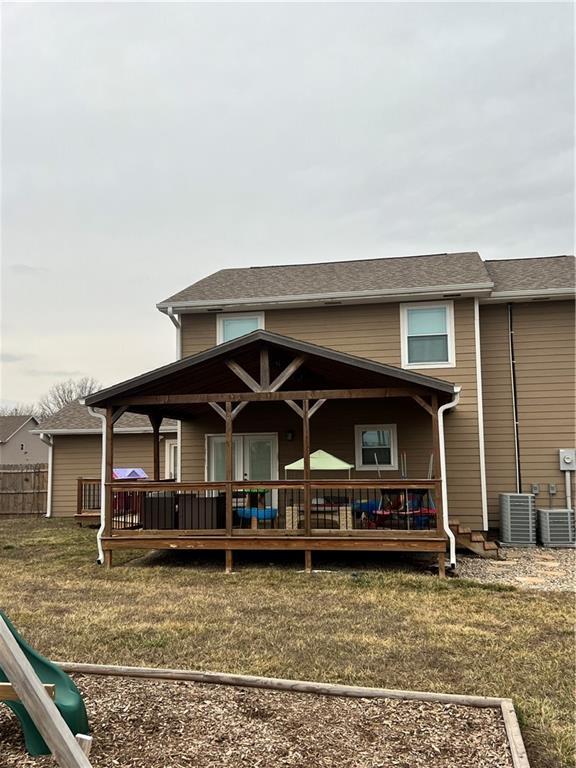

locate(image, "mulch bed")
(0, 674), (513, 767)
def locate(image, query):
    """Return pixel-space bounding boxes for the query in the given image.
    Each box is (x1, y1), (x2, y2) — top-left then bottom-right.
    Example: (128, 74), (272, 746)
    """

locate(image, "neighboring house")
(0, 416), (48, 465)
(77, 251), (573, 570)
(32, 402), (177, 519)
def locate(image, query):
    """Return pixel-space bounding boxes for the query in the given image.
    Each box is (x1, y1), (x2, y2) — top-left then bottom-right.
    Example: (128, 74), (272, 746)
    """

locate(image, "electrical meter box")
(559, 449), (576, 471)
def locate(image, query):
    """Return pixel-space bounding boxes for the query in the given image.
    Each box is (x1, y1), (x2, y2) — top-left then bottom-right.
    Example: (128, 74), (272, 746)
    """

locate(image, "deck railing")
(104, 480), (442, 536)
(76, 478), (101, 516)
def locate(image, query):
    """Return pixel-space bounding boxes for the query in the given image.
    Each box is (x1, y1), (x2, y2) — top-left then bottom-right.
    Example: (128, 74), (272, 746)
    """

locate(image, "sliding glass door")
(207, 434), (278, 483)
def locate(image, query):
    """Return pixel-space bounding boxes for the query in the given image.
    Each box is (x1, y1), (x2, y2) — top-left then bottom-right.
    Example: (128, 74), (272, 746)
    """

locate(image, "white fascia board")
(480, 288), (575, 303)
(157, 283), (495, 314)
(29, 427), (178, 436)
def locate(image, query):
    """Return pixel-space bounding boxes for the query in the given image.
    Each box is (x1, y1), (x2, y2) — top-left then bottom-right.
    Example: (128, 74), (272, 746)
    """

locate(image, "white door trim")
(205, 433), (278, 482)
(164, 439), (179, 480)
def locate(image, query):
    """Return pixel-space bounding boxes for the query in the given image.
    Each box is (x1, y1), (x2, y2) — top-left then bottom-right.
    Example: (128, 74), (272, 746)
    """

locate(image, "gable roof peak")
(0, 415), (37, 443)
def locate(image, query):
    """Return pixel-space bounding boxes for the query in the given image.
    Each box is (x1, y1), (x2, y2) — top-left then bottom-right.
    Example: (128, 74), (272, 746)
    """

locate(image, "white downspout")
(474, 298), (489, 530)
(439, 386), (461, 568)
(39, 433), (53, 518)
(167, 306), (182, 357)
(167, 307), (183, 482)
(87, 406), (107, 565)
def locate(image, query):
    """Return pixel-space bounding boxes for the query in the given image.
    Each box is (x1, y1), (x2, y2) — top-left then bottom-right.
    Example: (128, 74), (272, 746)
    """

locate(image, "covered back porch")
(84, 331), (458, 574)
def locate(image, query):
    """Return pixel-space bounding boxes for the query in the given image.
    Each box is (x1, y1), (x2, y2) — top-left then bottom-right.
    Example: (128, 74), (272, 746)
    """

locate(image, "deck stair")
(449, 519), (499, 558)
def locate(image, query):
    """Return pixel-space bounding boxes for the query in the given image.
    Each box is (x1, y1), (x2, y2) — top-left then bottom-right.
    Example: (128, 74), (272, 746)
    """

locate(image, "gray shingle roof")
(159, 252), (492, 306)
(34, 401), (177, 433)
(485, 255), (575, 293)
(0, 415), (37, 443)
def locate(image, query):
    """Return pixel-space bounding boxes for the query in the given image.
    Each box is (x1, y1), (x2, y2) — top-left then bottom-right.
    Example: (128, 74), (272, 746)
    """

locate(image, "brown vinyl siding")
(180, 300), (484, 528)
(513, 301), (575, 507)
(51, 433), (175, 517)
(181, 400), (432, 483)
(480, 300), (576, 522)
(479, 304), (518, 526)
(181, 314), (217, 357)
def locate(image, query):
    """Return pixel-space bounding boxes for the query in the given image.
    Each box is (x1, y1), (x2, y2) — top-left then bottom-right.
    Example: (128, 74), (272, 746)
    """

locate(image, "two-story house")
(51, 251), (575, 572)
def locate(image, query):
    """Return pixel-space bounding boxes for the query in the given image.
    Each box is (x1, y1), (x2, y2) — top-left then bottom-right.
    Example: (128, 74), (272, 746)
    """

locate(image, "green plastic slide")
(0, 611), (90, 756)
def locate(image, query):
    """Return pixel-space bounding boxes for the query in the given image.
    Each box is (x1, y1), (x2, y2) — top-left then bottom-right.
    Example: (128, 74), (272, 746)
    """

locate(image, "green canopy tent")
(284, 449), (354, 479)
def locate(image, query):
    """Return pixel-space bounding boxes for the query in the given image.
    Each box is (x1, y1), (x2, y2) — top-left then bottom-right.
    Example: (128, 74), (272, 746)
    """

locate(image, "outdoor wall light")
(284, 430), (295, 441)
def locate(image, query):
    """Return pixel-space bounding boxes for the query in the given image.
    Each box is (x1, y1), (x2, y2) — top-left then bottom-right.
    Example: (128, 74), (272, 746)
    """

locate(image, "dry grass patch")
(0, 517), (573, 768)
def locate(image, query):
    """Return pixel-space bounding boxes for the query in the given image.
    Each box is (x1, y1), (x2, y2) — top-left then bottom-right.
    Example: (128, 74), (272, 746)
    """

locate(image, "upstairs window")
(217, 312), (264, 344)
(354, 424), (398, 470)
(400, 302), (455, 368)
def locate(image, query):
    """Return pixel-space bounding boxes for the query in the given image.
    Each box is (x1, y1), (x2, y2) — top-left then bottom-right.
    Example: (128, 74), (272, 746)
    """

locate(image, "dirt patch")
(457, 547), (575, 592)
(0, 675), (513, 768)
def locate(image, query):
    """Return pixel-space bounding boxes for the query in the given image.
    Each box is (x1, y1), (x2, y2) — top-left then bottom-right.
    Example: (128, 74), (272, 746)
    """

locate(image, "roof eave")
(30, 426), (177, 436)
(480, 288), (575, 303)
(157, 282), (495, 314)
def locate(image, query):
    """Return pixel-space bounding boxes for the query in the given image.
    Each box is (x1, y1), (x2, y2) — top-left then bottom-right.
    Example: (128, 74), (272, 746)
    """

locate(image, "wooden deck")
(93, 479), (447, 574)
(79, 338), (458, 575)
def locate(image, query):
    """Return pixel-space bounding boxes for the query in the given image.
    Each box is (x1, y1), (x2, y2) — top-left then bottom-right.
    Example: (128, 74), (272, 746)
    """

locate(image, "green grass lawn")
(0, 517), (573, 768)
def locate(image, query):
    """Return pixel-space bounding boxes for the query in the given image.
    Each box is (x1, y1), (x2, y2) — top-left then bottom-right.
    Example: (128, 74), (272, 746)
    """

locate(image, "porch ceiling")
(84, 330), (456, 421)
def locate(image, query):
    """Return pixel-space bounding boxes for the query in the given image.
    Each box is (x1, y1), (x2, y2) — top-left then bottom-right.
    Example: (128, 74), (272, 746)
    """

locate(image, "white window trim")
(216, 311), (265, 344)
(400, 301), (455, 369)
(354, 424), (398, 471)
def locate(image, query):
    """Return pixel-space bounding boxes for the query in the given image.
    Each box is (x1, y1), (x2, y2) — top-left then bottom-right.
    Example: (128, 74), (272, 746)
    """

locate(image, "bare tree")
(0, 403), (39, 417)
(37, 377), (102, 418)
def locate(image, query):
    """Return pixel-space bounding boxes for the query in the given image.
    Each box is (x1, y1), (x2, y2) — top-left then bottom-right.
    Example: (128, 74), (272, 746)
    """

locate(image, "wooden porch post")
(149, 415), (162, 481)
(302, 399), (312, 572)
(103, 407), (114, 569)
(76, 478), (83, 516)
(259, 349), (270, 389)
(431, 394), (445, 577)
(225, 402), (234, 572)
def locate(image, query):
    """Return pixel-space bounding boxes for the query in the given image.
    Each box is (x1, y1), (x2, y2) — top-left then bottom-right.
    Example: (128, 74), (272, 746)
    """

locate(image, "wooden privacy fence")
(0, 464), (47, 515)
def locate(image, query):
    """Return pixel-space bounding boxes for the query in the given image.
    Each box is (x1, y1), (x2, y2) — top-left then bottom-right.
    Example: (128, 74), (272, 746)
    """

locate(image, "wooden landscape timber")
(57, 661), (531, 768)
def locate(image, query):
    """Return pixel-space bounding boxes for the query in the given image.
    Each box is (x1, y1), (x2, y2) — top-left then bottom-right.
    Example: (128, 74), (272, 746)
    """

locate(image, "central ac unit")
(499, 493), (537, 546)
(537, 508), (575, 548)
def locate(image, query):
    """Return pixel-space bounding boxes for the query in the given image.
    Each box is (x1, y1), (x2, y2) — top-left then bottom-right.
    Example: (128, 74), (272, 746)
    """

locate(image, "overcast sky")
(1, 2), (574, 407)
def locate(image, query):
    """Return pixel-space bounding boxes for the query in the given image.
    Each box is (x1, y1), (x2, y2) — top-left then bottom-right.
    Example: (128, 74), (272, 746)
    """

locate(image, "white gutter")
(481, 287), (574, 303)
(438, 387), (461, 567)
(157, 282), (495, 314)
(87, 407), (107, 565)
(39, 433), (53, 518)
(474, 299), (489, 530)
(30, 427), (176, 436)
